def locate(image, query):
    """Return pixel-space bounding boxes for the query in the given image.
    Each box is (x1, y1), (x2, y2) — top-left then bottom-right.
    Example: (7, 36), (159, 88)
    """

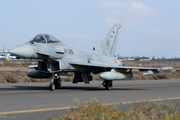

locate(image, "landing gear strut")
(49, 74), (61, 91)
(102, 80), (113, 90)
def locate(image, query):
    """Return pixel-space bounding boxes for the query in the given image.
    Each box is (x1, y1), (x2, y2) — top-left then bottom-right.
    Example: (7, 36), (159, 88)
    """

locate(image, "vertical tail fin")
(98, 20), (122, 56)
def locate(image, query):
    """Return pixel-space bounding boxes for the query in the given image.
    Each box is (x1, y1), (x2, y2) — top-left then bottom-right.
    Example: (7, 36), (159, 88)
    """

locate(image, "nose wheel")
(49, 76), (61, 91)
(49, 83), (55, 91)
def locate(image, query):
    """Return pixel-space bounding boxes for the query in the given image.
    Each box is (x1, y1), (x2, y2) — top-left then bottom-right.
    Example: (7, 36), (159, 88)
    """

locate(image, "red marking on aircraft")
(114, 59), (117, 63)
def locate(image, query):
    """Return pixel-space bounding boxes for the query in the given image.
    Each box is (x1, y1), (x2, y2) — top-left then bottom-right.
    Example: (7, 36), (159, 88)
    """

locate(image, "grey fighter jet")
(9, 20), (170, 91)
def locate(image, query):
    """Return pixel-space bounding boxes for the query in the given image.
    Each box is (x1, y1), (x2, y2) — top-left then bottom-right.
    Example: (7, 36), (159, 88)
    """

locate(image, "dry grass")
(0, 71), (49, 83)
(0, 61), (37, 67)
(30, 78), (49, 82)
(0, 61), (180, 83)
(123, 61), (180, 80)
(47, 98), (180, 120)
(0, 75), (18, 83)
(123, 61), (180, 69)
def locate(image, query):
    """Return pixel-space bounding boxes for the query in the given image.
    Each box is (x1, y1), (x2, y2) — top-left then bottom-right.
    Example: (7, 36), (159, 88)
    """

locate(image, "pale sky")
(1, 0), (180, 58)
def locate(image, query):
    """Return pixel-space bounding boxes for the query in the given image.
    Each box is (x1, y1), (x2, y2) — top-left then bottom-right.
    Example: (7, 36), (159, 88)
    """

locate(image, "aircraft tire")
(55, 83), (61, 89)
(49, 83), (55, 91)
(54, 78), (61, 89)
(105, 81), (112, 90)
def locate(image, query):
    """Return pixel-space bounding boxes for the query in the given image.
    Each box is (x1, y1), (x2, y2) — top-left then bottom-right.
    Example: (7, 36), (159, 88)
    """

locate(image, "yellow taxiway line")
(0, 97), (180, 115)
(113, 84), (180, 89)
(106, 97), (180, 106)
(0, 106), (77, 115)
(0, 89), (69, 94)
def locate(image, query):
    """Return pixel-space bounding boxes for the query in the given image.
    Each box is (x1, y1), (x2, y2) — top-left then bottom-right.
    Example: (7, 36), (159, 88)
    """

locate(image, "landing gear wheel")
(49, 83), (55, 91)
(55, 83), (61, 89)
(105, 81), (112, 90)
(54, 78), (61, 89)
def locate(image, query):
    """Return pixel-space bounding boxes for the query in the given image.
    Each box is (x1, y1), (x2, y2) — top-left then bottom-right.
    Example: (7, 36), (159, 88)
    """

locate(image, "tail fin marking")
(98, 20), (122, 56)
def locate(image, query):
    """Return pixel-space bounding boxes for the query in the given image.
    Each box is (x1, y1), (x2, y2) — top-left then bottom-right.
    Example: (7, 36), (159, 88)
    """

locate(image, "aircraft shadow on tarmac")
(60, 86), (146, 91)
(0, 85), (146, 91)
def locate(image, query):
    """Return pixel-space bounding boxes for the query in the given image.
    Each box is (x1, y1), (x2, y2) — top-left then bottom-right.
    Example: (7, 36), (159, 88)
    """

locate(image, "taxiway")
(0, 79), (180, 120)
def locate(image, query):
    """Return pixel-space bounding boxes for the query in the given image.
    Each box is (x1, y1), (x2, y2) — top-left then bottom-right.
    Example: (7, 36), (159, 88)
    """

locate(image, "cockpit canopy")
(29, 34), (61, 44)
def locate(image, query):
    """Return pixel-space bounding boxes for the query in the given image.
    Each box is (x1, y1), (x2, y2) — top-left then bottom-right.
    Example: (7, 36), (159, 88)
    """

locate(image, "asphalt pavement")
(0, 80), (180, 120)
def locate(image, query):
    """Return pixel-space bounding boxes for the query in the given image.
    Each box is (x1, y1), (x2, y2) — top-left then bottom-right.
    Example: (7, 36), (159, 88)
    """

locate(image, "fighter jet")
(139, 57), (152, 61)
(9, 20), (171, 91)
(126, 57), (135, 61)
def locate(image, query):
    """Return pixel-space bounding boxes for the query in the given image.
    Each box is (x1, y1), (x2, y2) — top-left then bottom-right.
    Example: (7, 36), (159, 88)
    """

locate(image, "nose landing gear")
(49, 74), (61, 91)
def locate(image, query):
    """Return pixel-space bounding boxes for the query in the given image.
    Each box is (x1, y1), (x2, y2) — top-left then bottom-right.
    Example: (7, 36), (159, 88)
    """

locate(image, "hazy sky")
(1, 0), (180, 58)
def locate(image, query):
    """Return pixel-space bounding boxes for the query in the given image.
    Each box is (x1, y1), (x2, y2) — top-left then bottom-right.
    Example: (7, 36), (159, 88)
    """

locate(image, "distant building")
(0, 50), (16, 60)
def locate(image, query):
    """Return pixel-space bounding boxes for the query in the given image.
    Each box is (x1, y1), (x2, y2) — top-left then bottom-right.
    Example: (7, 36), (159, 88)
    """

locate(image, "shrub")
(152, 74), (169, 79)
(61, 98), (119, 120)
(30, 78), (40, 82)
(21, 61), (33, 67)
(30, 78), (48, 82)
(129, 101), (180, 120)
(176, 69), (180, 72)
(47, 98), (180, 120)
(4, 75), (18, 83)
(140, 76), (149, 80)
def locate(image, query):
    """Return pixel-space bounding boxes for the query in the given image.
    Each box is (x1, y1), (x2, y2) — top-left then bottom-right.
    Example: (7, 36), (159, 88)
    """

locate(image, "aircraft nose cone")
(9, 44), (33, 58)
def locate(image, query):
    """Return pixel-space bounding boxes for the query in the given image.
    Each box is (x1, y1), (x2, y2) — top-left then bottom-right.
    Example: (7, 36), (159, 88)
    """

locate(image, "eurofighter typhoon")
(9, 20), (170, 91)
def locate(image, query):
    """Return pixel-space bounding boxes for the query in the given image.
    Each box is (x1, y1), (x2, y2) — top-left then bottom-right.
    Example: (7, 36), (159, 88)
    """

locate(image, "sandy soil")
(0, 66), (29, 72)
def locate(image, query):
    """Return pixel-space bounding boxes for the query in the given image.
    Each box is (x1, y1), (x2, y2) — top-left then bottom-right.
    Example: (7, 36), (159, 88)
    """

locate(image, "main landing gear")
(102, 80), (113, 90)
(49, 74), (61, 91)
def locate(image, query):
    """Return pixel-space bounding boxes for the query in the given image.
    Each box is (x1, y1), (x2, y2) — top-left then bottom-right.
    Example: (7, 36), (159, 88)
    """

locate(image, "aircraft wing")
(69, 62), (160, 71)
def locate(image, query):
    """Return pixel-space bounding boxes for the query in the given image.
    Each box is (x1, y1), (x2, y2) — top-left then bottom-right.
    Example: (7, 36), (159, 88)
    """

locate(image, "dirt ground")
(0, 66), (29, 71)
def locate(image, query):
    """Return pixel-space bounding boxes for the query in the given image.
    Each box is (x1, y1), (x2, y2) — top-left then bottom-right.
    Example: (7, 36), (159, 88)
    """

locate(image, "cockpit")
(29, 34), (61, 44)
